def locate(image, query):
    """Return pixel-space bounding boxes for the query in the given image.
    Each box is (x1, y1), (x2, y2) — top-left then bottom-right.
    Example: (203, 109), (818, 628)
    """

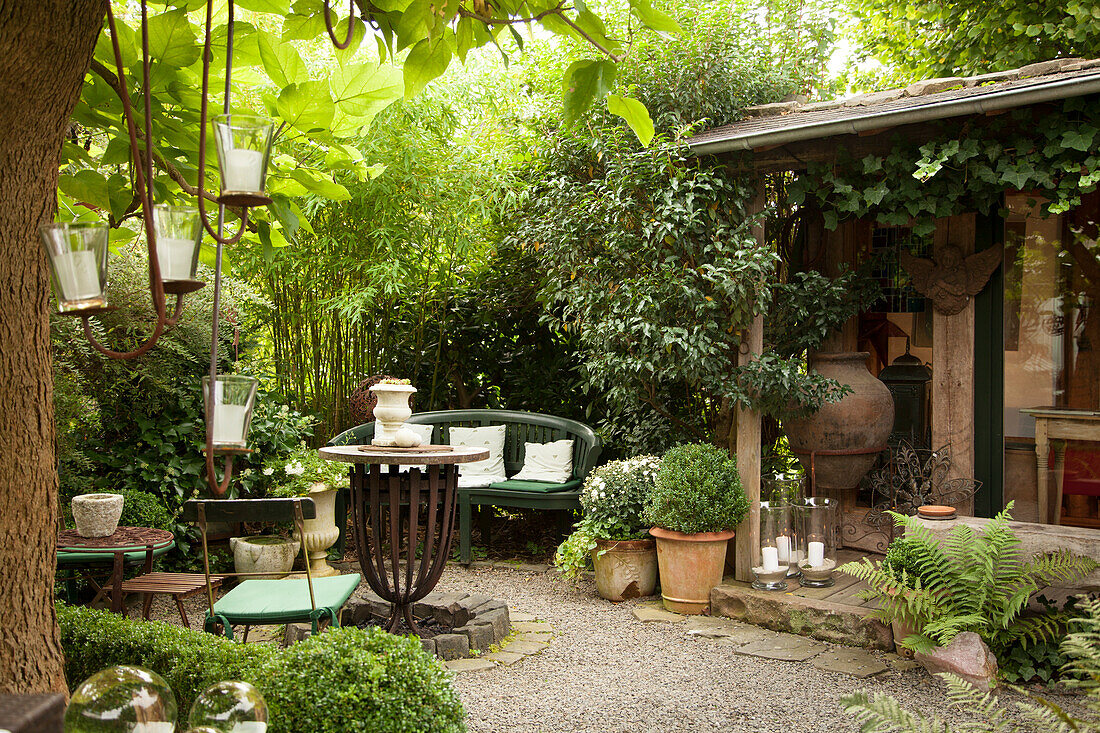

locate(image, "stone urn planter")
(784, 352), (894, 490)
(71, 493), (124, 538)
(293, 486), (340, 577)
(231, 535), (300, 579)
(649, 527), (736, 614)
(592, 538), (658, 602)
(369, 382), (416, 446)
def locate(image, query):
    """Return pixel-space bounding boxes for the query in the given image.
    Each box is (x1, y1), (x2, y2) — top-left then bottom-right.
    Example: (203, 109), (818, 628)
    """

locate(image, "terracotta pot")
(649, 527), (736, 614)
(784, 352), (894, 490)
(592, 538), (657, 602)
(891, 618), (917, 658)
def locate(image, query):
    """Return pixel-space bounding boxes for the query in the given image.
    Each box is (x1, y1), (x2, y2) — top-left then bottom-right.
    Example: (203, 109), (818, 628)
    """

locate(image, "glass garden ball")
(64, 665), (177, 732)
(187, 681), (268, 733)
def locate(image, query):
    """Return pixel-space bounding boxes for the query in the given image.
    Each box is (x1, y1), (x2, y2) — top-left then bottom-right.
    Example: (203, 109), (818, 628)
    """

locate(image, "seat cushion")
(488, 478), (582, 494)
(212, 573), (361, 623)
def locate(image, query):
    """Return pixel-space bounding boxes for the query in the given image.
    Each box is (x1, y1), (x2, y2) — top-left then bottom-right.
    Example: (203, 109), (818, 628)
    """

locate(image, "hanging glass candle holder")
(188, 680), (268, 733)
(153, 205), (203, 286)
(203, 375), (259, 449)
(796, 497), (838, 587)
(64, 665), (177, 732)
(752, 500), (791, 591)
(213, 114), (275, 206)
(40, 221), (109, 313)
(763, 474), (804, 577)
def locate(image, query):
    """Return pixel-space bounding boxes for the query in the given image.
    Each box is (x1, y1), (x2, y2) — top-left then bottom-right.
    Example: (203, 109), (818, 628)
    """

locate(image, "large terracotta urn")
(784, 352), (894, 490)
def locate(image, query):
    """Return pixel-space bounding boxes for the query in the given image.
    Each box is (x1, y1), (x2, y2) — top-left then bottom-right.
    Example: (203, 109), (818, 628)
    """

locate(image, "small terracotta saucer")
(917, 504), (957, 520)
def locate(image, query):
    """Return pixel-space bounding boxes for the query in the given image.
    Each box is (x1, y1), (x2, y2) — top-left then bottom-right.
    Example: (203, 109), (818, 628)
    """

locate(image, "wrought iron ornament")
(863, 439), (980, 531)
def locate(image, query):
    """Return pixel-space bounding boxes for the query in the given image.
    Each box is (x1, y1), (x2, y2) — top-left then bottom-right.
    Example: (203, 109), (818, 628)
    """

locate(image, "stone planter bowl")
(231, 536), (300, 579)
(72, 493), (125, 538)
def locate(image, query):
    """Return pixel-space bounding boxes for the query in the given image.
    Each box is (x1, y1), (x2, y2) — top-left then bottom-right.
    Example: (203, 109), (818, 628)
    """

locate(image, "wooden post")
(932, 214), (977, 515)
(818, 218), (870, 352)
(733, 183), (766, 582)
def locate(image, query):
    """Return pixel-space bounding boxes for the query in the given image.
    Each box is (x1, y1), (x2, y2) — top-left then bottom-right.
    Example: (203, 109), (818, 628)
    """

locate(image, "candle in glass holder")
(212, 404), (250, 445)
(156, 238), (197, 281)
(808, 540), (825, 568)
(55, 250), (101, 300)
(761, 546), (780, 573)
(222, 148), (264, 192)
(776, 535), (791, 563)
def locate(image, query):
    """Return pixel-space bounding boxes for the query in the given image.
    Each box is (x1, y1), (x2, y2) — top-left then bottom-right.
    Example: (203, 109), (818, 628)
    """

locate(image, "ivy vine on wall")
(783, 96), (1100, 235)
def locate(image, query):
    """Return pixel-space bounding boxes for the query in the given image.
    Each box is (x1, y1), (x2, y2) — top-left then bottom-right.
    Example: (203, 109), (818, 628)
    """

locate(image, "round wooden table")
(318, 444), (488, 633)
(57, 527), (175, 613)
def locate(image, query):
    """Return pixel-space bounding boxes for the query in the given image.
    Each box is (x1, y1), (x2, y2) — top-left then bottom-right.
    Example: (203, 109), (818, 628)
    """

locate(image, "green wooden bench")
(328, 409), (602, 563)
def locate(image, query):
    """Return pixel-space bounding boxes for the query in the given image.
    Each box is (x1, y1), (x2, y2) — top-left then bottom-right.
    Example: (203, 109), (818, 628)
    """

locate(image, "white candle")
(776, 535), (791, 563)
(808, 541), (825, 568)
(54, 250), (101, 300)
(222, 148), (264, 192)
(761, 546), (780, 573)
(156, 237), (196, 281)
(212, 403), (249, 445)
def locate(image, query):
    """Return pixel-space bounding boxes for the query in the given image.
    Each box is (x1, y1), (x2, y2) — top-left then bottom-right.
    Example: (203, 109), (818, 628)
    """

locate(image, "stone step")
(710, 583), (893, 651)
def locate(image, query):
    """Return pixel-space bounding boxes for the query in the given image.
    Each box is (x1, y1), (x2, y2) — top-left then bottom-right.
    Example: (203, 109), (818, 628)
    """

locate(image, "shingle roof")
(689, 58), (1100, 156)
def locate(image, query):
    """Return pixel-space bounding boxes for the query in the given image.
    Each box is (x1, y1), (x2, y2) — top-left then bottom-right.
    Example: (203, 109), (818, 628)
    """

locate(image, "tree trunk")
(0, 0), (104, 693)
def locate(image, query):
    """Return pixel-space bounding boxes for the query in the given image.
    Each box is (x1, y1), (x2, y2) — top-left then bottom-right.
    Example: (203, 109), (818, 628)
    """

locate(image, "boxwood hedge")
(59, 604), (465, 732)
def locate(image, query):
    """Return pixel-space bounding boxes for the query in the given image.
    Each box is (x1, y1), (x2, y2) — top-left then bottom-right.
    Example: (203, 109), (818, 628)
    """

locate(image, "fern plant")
(839, 502), (1097, 654)
(841, 597), (1100, 733)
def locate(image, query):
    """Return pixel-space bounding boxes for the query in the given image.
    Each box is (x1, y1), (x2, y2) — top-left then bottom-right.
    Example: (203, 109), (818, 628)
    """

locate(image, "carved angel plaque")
(899, 244), (1002, 315)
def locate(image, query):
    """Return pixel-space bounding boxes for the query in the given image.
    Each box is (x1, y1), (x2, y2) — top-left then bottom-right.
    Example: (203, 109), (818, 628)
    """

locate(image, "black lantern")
(878, 338), (932, 448)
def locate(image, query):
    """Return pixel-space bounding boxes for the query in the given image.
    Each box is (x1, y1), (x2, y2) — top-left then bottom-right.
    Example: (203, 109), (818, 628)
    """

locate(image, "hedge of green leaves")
(643, 443), (748, 534)
(60, 605), (465, 733)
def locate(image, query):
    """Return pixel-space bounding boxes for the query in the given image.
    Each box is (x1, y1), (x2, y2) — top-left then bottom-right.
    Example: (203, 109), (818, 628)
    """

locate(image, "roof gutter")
(688, 73), (1100, 156)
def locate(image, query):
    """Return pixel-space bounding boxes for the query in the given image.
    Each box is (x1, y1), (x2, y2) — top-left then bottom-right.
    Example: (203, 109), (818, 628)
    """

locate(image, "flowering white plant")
(262, 445), (347, 498)
(555, 456), (661, 577)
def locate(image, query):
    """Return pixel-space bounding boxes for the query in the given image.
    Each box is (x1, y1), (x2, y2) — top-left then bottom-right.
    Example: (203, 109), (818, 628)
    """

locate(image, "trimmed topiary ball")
(643, 443), (748, 534)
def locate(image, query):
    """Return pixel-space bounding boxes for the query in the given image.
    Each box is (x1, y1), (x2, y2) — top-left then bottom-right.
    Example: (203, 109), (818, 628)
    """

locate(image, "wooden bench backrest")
(327, 409), (602, 480)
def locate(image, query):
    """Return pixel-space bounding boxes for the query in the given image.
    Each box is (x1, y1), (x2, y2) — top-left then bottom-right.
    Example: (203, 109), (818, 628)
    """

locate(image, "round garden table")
(318, 444), (488, 633)
(56, 527), (175, 613)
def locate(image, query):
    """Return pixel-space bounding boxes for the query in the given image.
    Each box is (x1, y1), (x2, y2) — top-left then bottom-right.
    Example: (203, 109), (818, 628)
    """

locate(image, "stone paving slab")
(485, 651), (525, 666)
(517, 632), (552, 644)
(886, 655), (922, 672)
(445, 658), (497, 672)
(704, 625), (778, 647)
(734, 634), (826, 662)
(509, 610), (538, 623)
(503, 640), (549, 655)
(811, 649), (888, 678)
(685, 617), (756, 639)
(633, 606), (686, 623)
(512, 621), (553, 633)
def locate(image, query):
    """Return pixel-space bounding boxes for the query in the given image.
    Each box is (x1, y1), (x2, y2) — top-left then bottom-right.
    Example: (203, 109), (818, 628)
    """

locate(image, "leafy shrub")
(839, 503), (1097, 655)
(643, 443), (748, 534)
(883, 536), (926, 590)
(59, 604), (465, 732)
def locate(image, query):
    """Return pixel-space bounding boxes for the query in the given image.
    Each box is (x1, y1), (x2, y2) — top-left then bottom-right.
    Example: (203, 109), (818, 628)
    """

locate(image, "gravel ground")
(434, 565), (1089, 733)
(138, 565), (1090, 732)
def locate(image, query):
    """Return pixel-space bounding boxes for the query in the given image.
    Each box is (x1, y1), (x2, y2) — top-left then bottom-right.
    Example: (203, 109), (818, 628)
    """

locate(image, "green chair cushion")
(212, 573), (361, 623)
(57, 541), (176, 567)
(488, 478), (582, 494)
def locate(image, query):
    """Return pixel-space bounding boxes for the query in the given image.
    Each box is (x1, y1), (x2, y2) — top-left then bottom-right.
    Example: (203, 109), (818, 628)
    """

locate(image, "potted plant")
(554, 456), (661, 601)
(262, 444), (349, 577)
(643, 443), (749, 614)
(878, 536), (925, 657)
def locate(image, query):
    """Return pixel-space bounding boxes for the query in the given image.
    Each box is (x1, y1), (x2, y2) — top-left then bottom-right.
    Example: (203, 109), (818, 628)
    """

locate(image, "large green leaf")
(328, 63), (402, 135)
(629, 0), (681, 33)
(287, 169), (350, 200)
(562, 59), (616, 124)
(258, 33), (308, 88)
(59, 170), (112, 213)
(276, 81), (336, 132)
(147, 8), (201, 68)
(235, 0), (292, 13)
(394, 0), (435, 49)
(607, 94), (654, 147)
(403, 35), (452, 100)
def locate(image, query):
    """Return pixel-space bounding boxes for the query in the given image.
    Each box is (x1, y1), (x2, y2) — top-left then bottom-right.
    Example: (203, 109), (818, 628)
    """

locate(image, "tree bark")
(0, 0), (104, 693)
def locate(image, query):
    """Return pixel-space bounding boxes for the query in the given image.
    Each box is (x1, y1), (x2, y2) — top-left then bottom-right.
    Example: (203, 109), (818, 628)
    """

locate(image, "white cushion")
(512, 439), (573, 483)
(383, 423), (436, 473)
(449, 425), (507, 484)
(457, 473), (496, 488)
